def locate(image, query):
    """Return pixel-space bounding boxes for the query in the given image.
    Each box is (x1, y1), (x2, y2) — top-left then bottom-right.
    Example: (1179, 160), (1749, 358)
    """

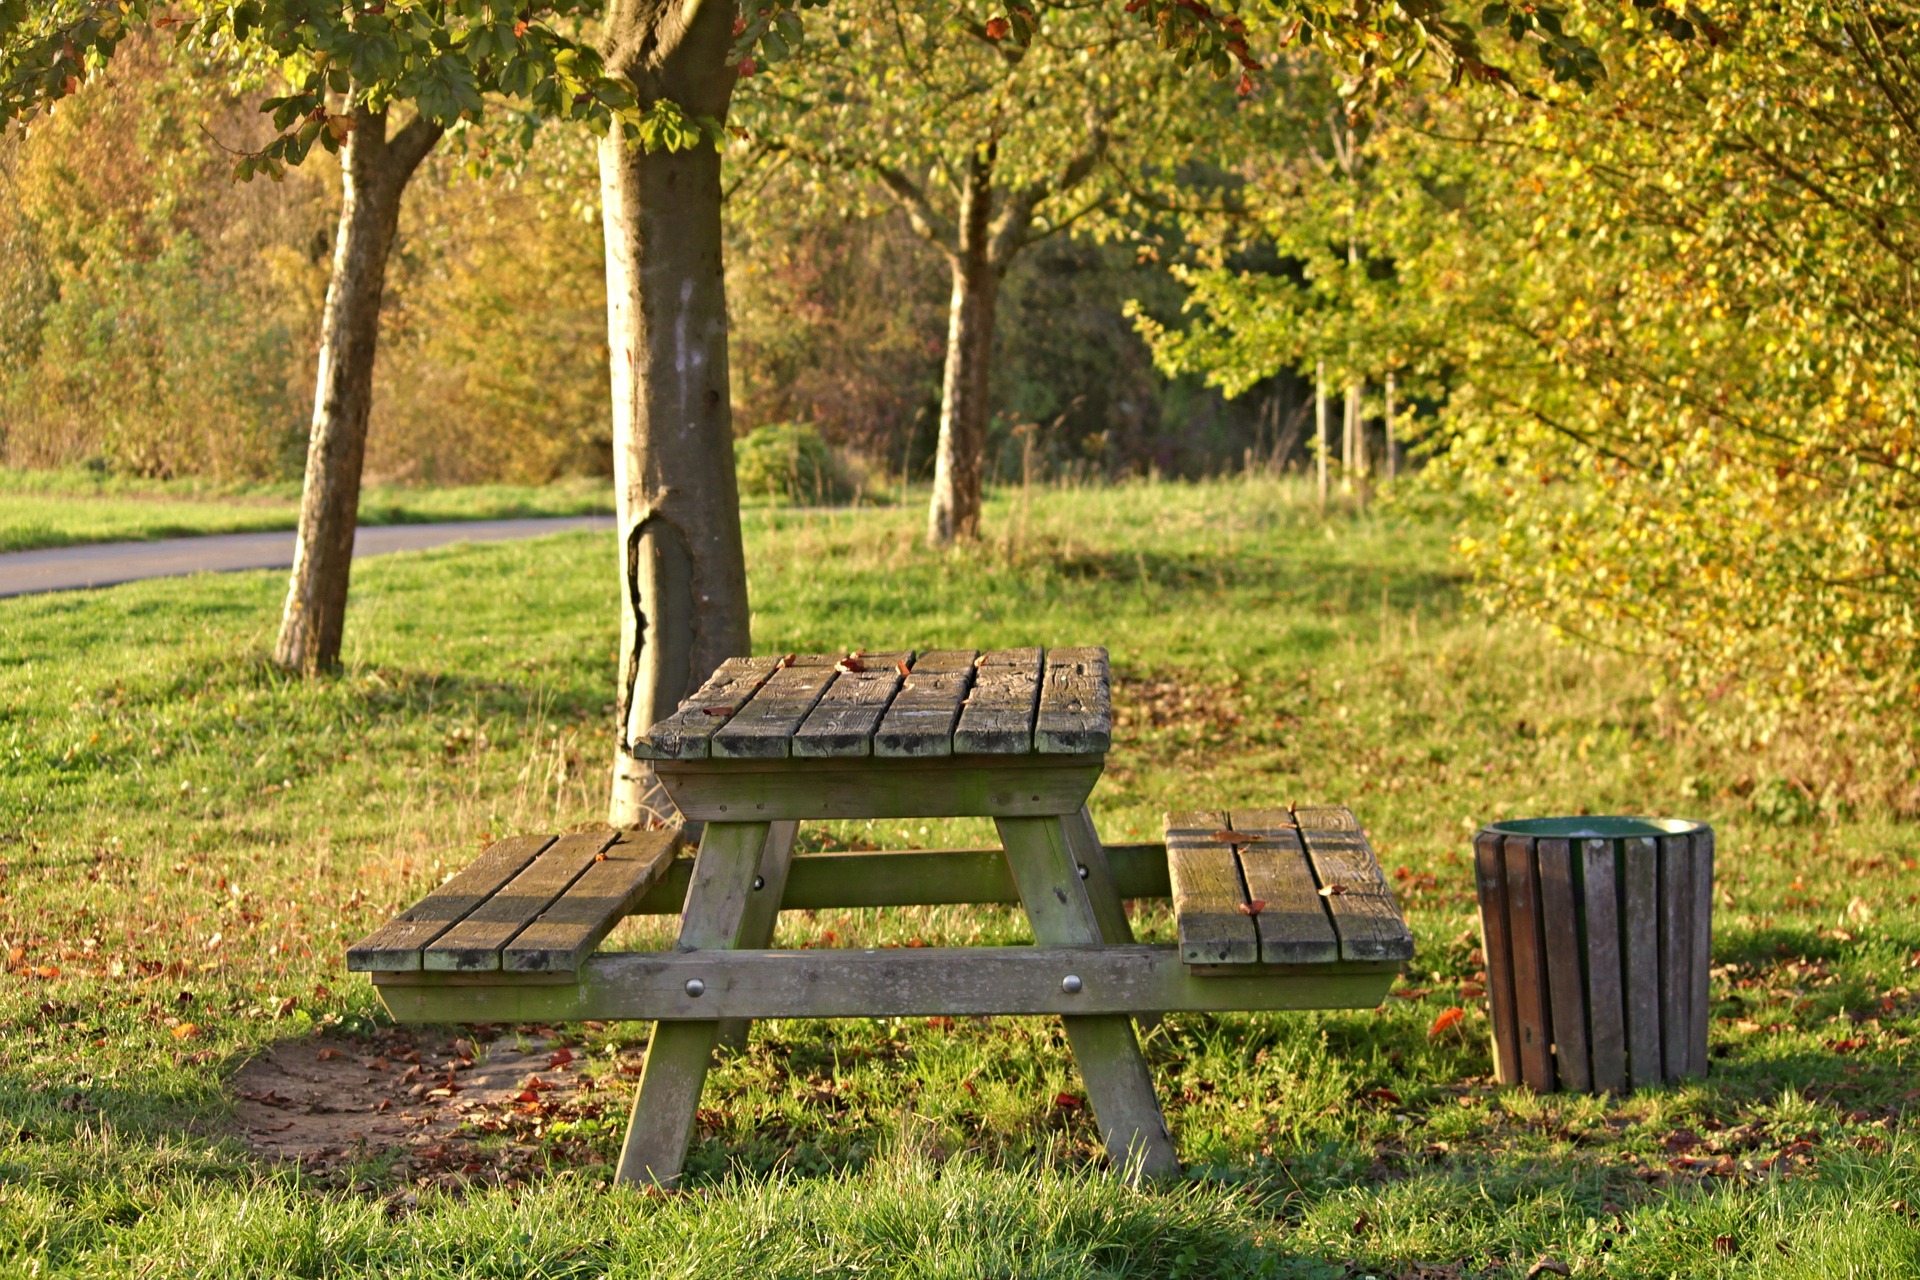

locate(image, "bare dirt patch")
(229, 1026), (609, 1188)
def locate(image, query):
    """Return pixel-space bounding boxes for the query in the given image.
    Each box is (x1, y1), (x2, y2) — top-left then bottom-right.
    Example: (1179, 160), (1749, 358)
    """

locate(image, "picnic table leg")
(615, 819), (771, 1188)
(1064, 805), (1164, 1035)
(716, 820), (799, 1051)
(997, 815), (1179, 1181)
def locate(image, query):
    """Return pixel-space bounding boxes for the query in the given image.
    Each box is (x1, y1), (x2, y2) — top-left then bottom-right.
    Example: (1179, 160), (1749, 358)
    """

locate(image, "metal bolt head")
(684, 978), (705, 998)
(1077, 864), (1089, 879)
(1061, 974), (1083, 994)
(752, 875), (765, 891)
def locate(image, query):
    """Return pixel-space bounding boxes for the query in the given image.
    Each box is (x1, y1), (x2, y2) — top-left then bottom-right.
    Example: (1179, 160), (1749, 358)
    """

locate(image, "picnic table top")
(633, 646), (1112, 762)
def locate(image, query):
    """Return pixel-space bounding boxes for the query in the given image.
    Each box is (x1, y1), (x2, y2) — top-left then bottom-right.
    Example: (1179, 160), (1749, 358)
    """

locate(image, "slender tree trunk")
(927, 149), (1000, 547)
(1384, 372), (1398, 483)
(599, 0), (749, 828)
(1315, 361), (1329, 512)
(274, 109), (441, 674)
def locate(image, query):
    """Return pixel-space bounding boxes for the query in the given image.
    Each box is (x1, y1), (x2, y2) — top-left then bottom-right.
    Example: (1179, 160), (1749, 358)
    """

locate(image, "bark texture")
(273, 109), (441, 674)
(600, 0), (751, 828)
(926, 149), (1000, 546)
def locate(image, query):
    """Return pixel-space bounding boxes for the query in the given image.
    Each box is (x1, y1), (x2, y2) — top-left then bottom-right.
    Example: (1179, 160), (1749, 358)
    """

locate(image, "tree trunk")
(273, 109), (441, 674)
(599, 1), (750, 828)
(1315, 361), (1329, 511)
(926, 148), (1000, 547)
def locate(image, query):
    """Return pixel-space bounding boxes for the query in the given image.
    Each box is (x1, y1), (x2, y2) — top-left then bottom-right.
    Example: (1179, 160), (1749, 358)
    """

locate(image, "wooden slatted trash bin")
(1472, 817), (1713, 1094)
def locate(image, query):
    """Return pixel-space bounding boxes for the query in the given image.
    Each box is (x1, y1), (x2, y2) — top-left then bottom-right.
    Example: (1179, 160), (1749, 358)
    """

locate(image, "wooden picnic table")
(350, 646), (1412, 1186)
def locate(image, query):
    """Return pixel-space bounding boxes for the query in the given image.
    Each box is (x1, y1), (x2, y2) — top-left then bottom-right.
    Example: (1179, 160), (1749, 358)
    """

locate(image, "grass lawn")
(0, 469), (618, 553)
(3, 479), (1916, 1277)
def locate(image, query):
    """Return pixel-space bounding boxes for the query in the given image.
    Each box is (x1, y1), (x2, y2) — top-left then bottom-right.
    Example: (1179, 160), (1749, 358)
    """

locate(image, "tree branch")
(986, 110), (1108, 269)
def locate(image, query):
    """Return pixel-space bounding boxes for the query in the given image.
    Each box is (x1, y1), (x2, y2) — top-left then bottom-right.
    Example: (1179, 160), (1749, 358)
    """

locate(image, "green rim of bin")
(1481, 816), (1709, 840)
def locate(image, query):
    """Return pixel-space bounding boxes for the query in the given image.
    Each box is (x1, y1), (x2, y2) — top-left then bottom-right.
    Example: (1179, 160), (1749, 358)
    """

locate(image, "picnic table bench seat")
(1167, 806), (1413, 971)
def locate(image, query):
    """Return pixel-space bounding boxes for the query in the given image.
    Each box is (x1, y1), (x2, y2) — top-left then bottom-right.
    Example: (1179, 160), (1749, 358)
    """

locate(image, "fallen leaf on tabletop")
(1238, 900), (1266, 916)
(1319, 884), (1348, 897)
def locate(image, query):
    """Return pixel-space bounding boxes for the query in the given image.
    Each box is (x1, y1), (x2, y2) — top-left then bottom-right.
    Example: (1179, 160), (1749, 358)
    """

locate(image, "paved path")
(0, 517), (613, 599)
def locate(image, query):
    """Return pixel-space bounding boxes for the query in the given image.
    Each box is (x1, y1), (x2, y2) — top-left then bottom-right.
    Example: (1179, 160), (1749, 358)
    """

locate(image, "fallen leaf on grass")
(1390, 987), (1432, 1001)
(171, 1023), (200, 1040)
(1713, 1235), (1738, 1255)
(316, 1048), (345, 1061)
(547, 1047), (575, 1070)
(1350, 1212), (1370, 1237)
(1525, 1261), (1570, 1279)
(1237, 899), (1266, 916)
(1053, 1092), (1082, 1110)
(5, 947), (22, 970)
(1428, 1007), (1466, 1038)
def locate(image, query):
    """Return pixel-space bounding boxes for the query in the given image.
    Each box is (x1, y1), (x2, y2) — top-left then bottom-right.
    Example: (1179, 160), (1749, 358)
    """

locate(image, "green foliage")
(735, 420), (858, 504)
(1146, 7), (1920, 773)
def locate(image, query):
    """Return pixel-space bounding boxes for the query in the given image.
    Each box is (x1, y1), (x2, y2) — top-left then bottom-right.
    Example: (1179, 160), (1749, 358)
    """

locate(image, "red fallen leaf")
(171, 1023), (200, 1040)
(702, 706), (732, 716)
(961, 1077), (978, 1098)
(1367, 1087), (1402, 1105)
(1389, 987), (1432, 1001)
(1053, 1092), (1083, 1110)
(926, 1016), (955, 1030)
(5, 947), (22, 970)
(1208, 829), (1260, 843)
(316, 1047), (345, 1061)
(1459, 982), (1487, 1000)
(896, 658), (911, 676)
(415, 1144), (447, 1161)
(515, 1089), (541, 1104)
(777, 653), (796, 668)
(1825, 1036), (1869, 1053)
(1713, 1234), (1737, 1255)
(836, 655), (867, 673)
(906, 937), (927, 947)
(1428, 1007), (1467, 1038)
(31, 965), (58, 979)
(1350, 1212), (1371, 1237)
(522, 1074), (555, 1092)
(1318, 883), (1348, 897)
(1238, 899), (1267, 916)
(984, 16), (1010, 38)
(548, 1046), (575, 1069)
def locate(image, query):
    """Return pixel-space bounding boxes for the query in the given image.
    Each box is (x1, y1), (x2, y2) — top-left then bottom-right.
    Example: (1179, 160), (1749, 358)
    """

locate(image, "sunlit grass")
(3, 477), (1916, 1276)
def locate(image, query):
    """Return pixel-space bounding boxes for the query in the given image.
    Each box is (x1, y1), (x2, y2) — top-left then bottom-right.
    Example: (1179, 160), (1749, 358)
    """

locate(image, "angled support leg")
(996, 815), (1179, 1181)
(615, 819), (770, 1188)
(1064, 805), (1162, 1035)
(716, 820), (799, 1051)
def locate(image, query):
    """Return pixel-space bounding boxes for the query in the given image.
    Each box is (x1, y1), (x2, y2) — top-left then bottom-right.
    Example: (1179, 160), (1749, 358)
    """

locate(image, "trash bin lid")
(1481, 816), (1708, 840)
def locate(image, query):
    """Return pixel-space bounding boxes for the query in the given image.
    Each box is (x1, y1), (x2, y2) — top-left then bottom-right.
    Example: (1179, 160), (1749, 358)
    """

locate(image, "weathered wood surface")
(711, 664), (839, 759)
(1688, 829), (1715, 1078)
(790, 653), (913, 757)
(1295, 807), (1414, 963)
(1035, 647), (1112, 754)
(1473, 830), (1521, 1087)
(1064, 807), (1138, 947)
(654, 754), (1104, 822)
(617, 821), (770, 1188)
(633, 656), (783, 760)
(1620, 835), (1663, 1090)
(716, 820), (800, 1050)
(1658, 833), (1695, 1082)
(347, 833), (554, 972)
(1580, 837), (1629, 1093)
(1235, 809), (1340, 965)
(502, 828), (683, 973)
(953, 648), (1043, 754)
(874, 650), (978, 757)
(1535, 837), (1593, 1094)
(997, 815), (1178, 1178)
(1165, 809), (1259, 966)
(423, 831), (619, 971)
(1503, 834), (1555, 1092)
(373, 945), (1405, 1022)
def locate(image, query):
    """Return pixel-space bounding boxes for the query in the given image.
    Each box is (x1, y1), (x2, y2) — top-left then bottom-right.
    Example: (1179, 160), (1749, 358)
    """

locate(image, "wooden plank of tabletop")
(873, 650), (977, 757)
(1620, 835), (1663, 1090)
(790, 652), (914, 757)
(1581, 837), (1629, 1093)
(1502, 834), (1556, 1092)
(1034, 646), (1111, 754)
(1295, 806), (1414, 963)
(1232, 809), (1339, 965)
(1166, 809), (1258, 965)
(710, 661), (840, 759)
(953, 647), (1043, 754)
(502, 828), (685, 973)
(1536, 837), (1593, 1094)
(424, 831), (618, 971)
(1473, 829), (1522, 1087)
(346, 833), (554, 971)
(633, 656), (783, 760)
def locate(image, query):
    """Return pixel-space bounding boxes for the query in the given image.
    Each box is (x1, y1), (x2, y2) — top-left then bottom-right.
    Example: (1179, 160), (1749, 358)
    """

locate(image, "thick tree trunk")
(599, 0), (749, 828)
(273, 110), (441, 673)
(927, 151), (999, 547)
